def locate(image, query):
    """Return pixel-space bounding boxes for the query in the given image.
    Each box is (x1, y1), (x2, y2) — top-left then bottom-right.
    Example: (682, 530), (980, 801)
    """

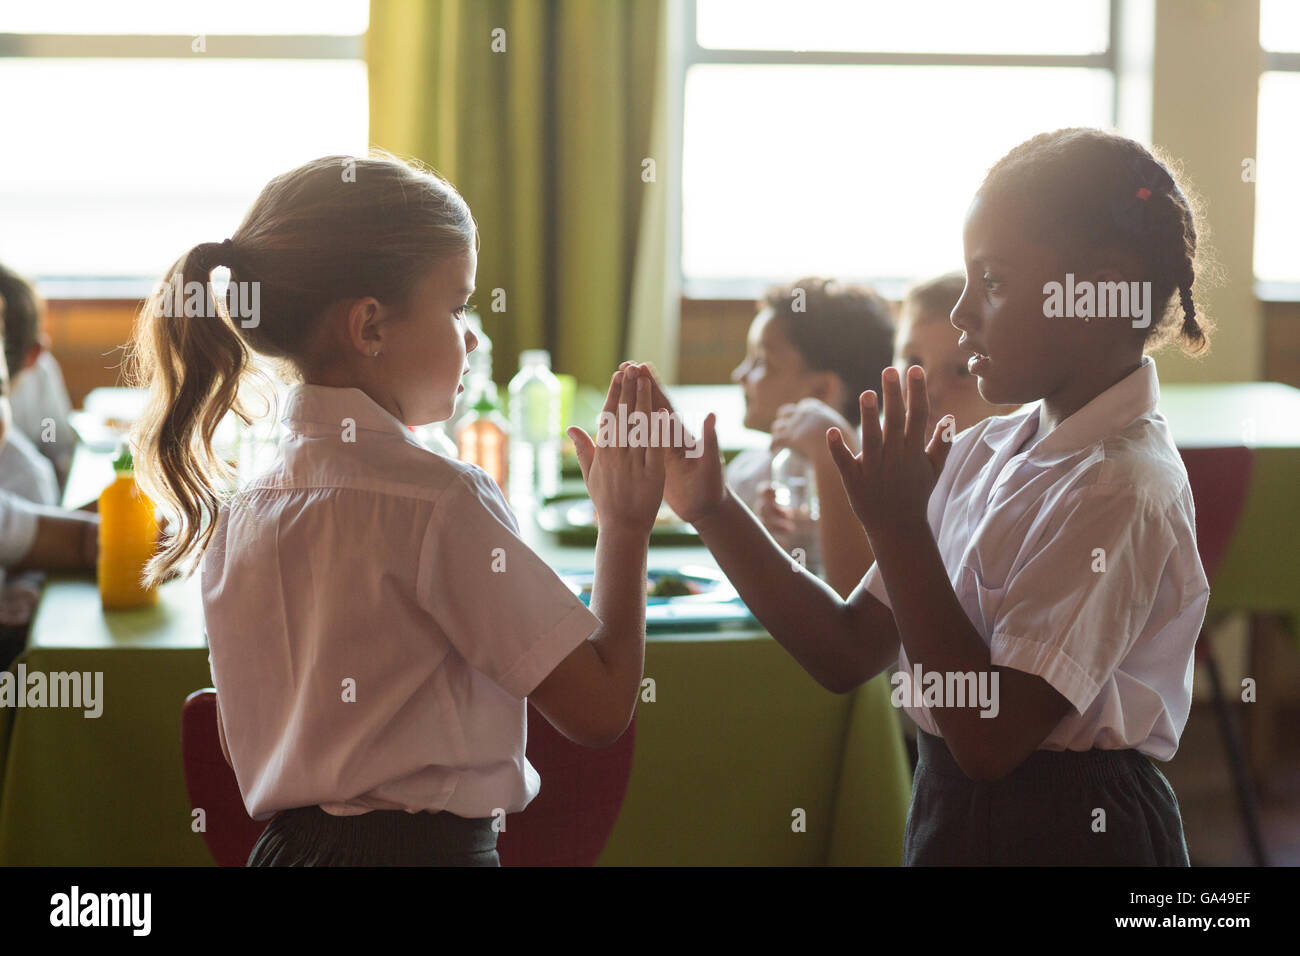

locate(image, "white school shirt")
(0, 488), (42, 567)
(9, 351), (75, 478)
(0, 428), (60, 506)
(201, 384), (600, 821)
(863, 356), (1208, 760)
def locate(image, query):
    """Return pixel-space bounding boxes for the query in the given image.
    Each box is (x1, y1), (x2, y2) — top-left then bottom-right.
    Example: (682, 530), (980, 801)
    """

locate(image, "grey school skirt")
(905, 730), (1190, 866)
(247, 805), (500, 867)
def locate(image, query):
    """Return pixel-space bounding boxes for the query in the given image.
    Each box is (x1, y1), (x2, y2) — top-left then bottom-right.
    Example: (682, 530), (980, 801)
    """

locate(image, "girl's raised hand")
(826, 365), (954, 539)
(617, 361), (726, 526)
(567, 365), (665, 537)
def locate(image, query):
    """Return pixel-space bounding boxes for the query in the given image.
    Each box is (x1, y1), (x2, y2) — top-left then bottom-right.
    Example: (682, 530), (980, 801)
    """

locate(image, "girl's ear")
(343, 297), (386, 357)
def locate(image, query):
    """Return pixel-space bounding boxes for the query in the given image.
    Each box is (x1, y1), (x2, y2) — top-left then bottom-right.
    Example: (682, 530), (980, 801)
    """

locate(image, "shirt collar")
(282, 384), (426, 448)
(982, 355), (1160, 466)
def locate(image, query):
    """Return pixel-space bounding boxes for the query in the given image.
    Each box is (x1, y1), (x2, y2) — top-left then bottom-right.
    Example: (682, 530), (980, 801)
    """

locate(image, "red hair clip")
(1135, 187), (1152, 201)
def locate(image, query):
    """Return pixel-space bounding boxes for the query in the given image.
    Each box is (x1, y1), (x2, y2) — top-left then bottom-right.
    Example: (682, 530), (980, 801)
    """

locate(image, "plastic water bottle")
(508, 350), (562, 507)
(769, 447), (821, 571)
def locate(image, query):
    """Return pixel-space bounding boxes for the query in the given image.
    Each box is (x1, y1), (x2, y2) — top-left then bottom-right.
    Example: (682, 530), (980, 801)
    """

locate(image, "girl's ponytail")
(128, 241), (258, 587)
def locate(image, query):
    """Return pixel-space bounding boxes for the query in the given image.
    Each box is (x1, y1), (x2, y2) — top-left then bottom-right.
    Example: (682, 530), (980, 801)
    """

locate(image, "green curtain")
(367, 0), (667, 388)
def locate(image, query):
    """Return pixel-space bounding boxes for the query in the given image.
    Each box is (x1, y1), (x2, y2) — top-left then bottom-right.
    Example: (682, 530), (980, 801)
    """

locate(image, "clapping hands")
(826, 366), (954, 539)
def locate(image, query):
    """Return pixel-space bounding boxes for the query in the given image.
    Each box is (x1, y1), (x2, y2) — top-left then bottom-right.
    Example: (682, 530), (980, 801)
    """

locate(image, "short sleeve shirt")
(863, 356), (1208, 760)
(201, 385), (600, 820)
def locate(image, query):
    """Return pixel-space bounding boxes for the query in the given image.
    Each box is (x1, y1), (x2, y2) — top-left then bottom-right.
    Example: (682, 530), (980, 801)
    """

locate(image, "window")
(0, 1), (368, 291)
(681, 0), (1116, 296)
(1257, 0), (1300, 286)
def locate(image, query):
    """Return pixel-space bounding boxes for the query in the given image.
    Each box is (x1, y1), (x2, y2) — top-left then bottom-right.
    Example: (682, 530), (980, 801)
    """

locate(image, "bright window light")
(696, 0), (1109, 54)
(0, 1), (368, 35)
(682, 65), (1113, 286)
(0, 59), (367, 281)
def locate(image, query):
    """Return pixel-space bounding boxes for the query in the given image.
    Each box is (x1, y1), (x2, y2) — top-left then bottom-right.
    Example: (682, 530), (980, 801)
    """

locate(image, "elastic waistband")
(275, 805), (498, 851)
(916, 729), (1153, 790)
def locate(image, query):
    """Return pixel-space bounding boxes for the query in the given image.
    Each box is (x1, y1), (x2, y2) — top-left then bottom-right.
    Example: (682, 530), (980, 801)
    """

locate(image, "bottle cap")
(519, 349), (551, 369)
(111, 442), (135, 474)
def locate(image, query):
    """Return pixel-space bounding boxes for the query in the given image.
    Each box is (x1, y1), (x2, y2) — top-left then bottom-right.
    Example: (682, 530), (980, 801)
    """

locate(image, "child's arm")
(530, 367), (662, 747)
(11, 508), (97, 573)
(810, 452), (875, 598)
(632, 365), (900, 692)
(830, 366), (1072, 782)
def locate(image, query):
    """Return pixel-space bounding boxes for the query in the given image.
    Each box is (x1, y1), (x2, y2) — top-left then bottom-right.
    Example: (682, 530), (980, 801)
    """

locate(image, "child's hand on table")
(567, 365), (665, 537)
(827, 366), (954, 539)
(617, 361), (727, 526)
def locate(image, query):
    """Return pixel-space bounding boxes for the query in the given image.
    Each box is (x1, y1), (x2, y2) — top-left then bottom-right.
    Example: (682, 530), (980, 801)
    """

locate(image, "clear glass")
(769, 448), (819, 519)
(1262, 0), (1300, 52)
(682, 64), (1113, 284)
(0, 58), (367, 279)
(1255, 72), (1300, 283)
(0, 1), (367, 34)
(696, 0), (1109, 55)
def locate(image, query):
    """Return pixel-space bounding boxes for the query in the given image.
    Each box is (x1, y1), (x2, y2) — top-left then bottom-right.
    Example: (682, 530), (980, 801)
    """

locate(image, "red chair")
(181, 691), (636, 866)
(1178, 446), (1268, 866)
(180, 689), (268, 867)
(496, 703), (636, 866)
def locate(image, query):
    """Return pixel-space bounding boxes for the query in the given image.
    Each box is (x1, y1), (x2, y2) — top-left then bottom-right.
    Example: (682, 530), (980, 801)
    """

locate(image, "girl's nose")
(465, 327), (479, 353)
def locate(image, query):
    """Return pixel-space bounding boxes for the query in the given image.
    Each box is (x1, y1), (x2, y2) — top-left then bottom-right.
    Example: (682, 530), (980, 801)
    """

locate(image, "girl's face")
(731, 309), (822, 432)
(895, 307), (1018, 433)
(950, 194), (1091, 408)
(373, 250), (479, 426)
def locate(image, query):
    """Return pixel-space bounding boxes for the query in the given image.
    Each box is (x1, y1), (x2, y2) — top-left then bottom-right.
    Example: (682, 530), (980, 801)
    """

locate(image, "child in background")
(129, 153), (663, 867)
(768, 272), (1019, 597)
(0, 264), (77, 491)
(640, 128), (1210, 865)
(892, 271), (1022, 433)
(0, 313), (98, 664)
(727, 277), (894, 570)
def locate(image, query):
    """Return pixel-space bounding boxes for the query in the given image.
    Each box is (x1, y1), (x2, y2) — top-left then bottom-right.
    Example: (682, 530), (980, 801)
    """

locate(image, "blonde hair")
(127, 152), (477, 586)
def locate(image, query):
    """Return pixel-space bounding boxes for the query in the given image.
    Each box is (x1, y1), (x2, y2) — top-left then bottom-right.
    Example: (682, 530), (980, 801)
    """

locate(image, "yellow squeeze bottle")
(97, 445), (160, 610)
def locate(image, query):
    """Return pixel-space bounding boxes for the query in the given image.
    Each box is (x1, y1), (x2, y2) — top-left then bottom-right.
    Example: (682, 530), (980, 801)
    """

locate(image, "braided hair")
(978, 128), (1212, 356)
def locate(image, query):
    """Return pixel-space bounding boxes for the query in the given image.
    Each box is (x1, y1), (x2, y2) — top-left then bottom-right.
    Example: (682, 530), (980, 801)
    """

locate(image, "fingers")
(827, 426), (859, 486)
(568, 426), (595, 484)
(599, 369), (624, 439)
(634, 366), (652, 469)
(623, 360), (678, 416)
(880, 367), (904, 449)
(904, 365), (929, 451)
(859, 390), (882, 464)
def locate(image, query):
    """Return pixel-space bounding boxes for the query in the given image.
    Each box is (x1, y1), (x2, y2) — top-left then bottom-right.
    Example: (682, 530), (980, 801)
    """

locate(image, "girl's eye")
(453, 304), (470, 317)
(982, 272), (1002, 293)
